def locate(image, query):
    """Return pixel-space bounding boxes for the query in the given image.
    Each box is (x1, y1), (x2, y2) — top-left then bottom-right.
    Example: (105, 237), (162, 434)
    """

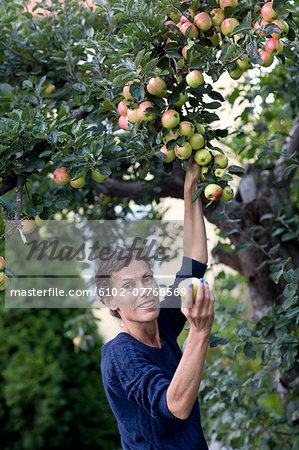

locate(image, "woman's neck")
(123, 320), (162, 348)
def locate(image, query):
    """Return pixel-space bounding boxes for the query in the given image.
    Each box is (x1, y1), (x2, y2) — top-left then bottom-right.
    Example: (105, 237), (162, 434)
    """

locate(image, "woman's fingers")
(181, 283), (194, 309)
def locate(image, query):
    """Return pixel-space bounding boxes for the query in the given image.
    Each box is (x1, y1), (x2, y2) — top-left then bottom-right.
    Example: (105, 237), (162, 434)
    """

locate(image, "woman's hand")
(181, 279), (214, 338)
(184, 153), (201, 190)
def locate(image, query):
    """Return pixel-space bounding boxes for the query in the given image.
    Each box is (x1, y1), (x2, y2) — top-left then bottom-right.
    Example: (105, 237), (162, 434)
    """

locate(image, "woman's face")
(108, 258), (160, 324)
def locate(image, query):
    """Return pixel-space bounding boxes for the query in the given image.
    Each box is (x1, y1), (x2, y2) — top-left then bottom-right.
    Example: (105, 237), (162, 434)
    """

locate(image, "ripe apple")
(22, 218), (36, 234)
(214, 154), (228, 168)
(221, 18), (239, 36)
(194, 149), (212, 166)
(204, 183), (223, 201)
(160, 145), (176, 163)
(0, 256), (4, 271)
(137, 101), (155, 121)
(53, 167), (70, 185)
(182, 45), (191, 59)
(215, 168), (225, 178)
(92, 170), (109, 183)
(271, 19), (289, 38)
(194, 12), (212, 31)
(200, 165), (209, 180)
(163, 129), (179, 143)
(161, 110), (180, 128)
(117, 100), (129, 116)
(34, 215), (46, 226)
(178, 277), (199, 301)
(174, 142), (192, 160)
(195, 123), (205, 135)
(189, 133), (205, 150)
(118, 115), (129, 130)
(261, 2), (277, 21)
(180, 22), (199, 38)
(179, 121), (195, 137)
(220, 0), (238, 9)
(265, 37), (283, 55)
(42, 82), (55, 96)
(123, 81), (134, 100)
(146, 77), (167, 97)
(127, 108), (140, 123)
(221, 185), (234, 201)
(229, 67), (243, 80)
(70, 176), (86, 188)
(175, 92), (188, 107)
(211, 8), (225, 26)
(254, 18), (269, 38)
(258, 50), (274, 67)
(186, 70), (204, 88)
(237, 54), (250, 70)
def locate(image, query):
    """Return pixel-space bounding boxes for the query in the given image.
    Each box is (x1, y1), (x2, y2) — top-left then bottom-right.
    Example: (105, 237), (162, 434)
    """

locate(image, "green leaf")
(130, 82), (145, 102)
(228, 165), (245, 177)
(273, 0), (287, 9)
(281, 232), (297, 242)
(134, 50), (145, 69)
(211, 210), (225, 221)
(243, 342), (258, 360)
(139, 57), (159, 77)
(246, 41), (263, 65)
(235, 241), (252, 253)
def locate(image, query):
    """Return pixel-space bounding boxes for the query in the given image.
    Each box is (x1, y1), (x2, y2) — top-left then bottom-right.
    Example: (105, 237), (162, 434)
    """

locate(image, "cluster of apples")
(52, 167), (109, 188)
(0, 256), (9, 291)
(255, 2), (288, 67)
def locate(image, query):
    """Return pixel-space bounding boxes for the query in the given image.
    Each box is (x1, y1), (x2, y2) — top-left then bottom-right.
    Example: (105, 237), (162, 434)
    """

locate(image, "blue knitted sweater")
(101, 257), (209, 449)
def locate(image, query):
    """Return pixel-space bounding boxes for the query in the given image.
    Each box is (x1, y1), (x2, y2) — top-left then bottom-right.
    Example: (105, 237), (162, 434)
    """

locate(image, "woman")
(97, 155), (214, 449)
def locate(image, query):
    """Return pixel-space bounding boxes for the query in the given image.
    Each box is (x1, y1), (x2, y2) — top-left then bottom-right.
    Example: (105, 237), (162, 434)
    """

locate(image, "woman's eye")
(144, 276), (153, 283)
(123, 283), (133, 290)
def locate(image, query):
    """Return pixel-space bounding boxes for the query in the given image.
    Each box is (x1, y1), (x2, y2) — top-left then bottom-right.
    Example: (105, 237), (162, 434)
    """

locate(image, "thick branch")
(0, 176), (18, 196)
(212, 244), (243, 273)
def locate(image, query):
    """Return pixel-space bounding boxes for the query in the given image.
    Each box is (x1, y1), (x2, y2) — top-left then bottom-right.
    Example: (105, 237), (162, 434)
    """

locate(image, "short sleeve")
(158, 257), (207, 339)
(106, 338), (177, 420)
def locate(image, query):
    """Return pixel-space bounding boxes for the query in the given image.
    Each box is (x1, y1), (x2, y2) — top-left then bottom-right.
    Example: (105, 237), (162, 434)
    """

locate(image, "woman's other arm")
(183, 154), (208, 265)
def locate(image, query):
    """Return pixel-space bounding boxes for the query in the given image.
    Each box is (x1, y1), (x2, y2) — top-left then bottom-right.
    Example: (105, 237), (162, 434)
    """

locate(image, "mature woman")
(97, 155), (214, 449)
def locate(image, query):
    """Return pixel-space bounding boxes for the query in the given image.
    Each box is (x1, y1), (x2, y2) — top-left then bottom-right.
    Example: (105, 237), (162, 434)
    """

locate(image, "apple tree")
(0, 0), (298, 447)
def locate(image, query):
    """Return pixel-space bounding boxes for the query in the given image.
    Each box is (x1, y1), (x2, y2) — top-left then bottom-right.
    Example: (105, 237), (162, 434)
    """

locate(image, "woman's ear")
(102, 296), (118, 311)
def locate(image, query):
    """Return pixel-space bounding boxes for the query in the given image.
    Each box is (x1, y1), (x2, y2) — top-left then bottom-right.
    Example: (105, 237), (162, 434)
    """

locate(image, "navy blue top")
(101, 257), (209, 449)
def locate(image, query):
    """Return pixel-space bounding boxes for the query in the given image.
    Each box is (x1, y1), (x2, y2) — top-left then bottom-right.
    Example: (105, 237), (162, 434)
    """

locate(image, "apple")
(174, 142), (192, 160)
(254, 18), (269, 37)
(200, 165), (209, 180)
(237, 54), (250, 70)
(178, 277), (199, 301)
(221, 18), (239, 36)
(194, 149), (212, 166)
(118, 115), (129, 130)
(214, 154), (228, 168)
(127, 108), (140, 123)
(195, 123), (205, 135)
(215, 168), (225, 178)
(0, 256), (4, 271)
(146, 77), (167, 97)
(271, 19), (289, 38)
(220, 0), (238, 9)
(229, 67), (243, 80)
(117, 100), (129, 116)
(160, 145), (176, 163)
(0, 273), (9, 291)
(53, 167), (70, 185)
(175, 92), (188, 107)
(211, 8), (225, 26)
(92, 170), (109, 183)
(194, 12), (212, 31)
(179, 121), (195, 137)
(221, 185), (234, 201)
(258, 50), (274, 67)
(261, 2), (277, 21)
(161, 110), (180, 128)
(123, 81), (134, 100)
(70, 176), (86, 188)
(21, 218), (36, 234)
(265, 37), (283, 55)
(204, 183), (223, 201)
(163, 129), (179, 143)
(180, 22), (199, 39)
(73, 336), (82, 346)
(42, 82), (55, 96)
(179, 9), (195, 24)
(34, 215), (46, 226)
(137, 101), (155, 121)
(186, 70), (204, 88)
(182, 45), (191, 60)
(189, 133), (205, 150)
